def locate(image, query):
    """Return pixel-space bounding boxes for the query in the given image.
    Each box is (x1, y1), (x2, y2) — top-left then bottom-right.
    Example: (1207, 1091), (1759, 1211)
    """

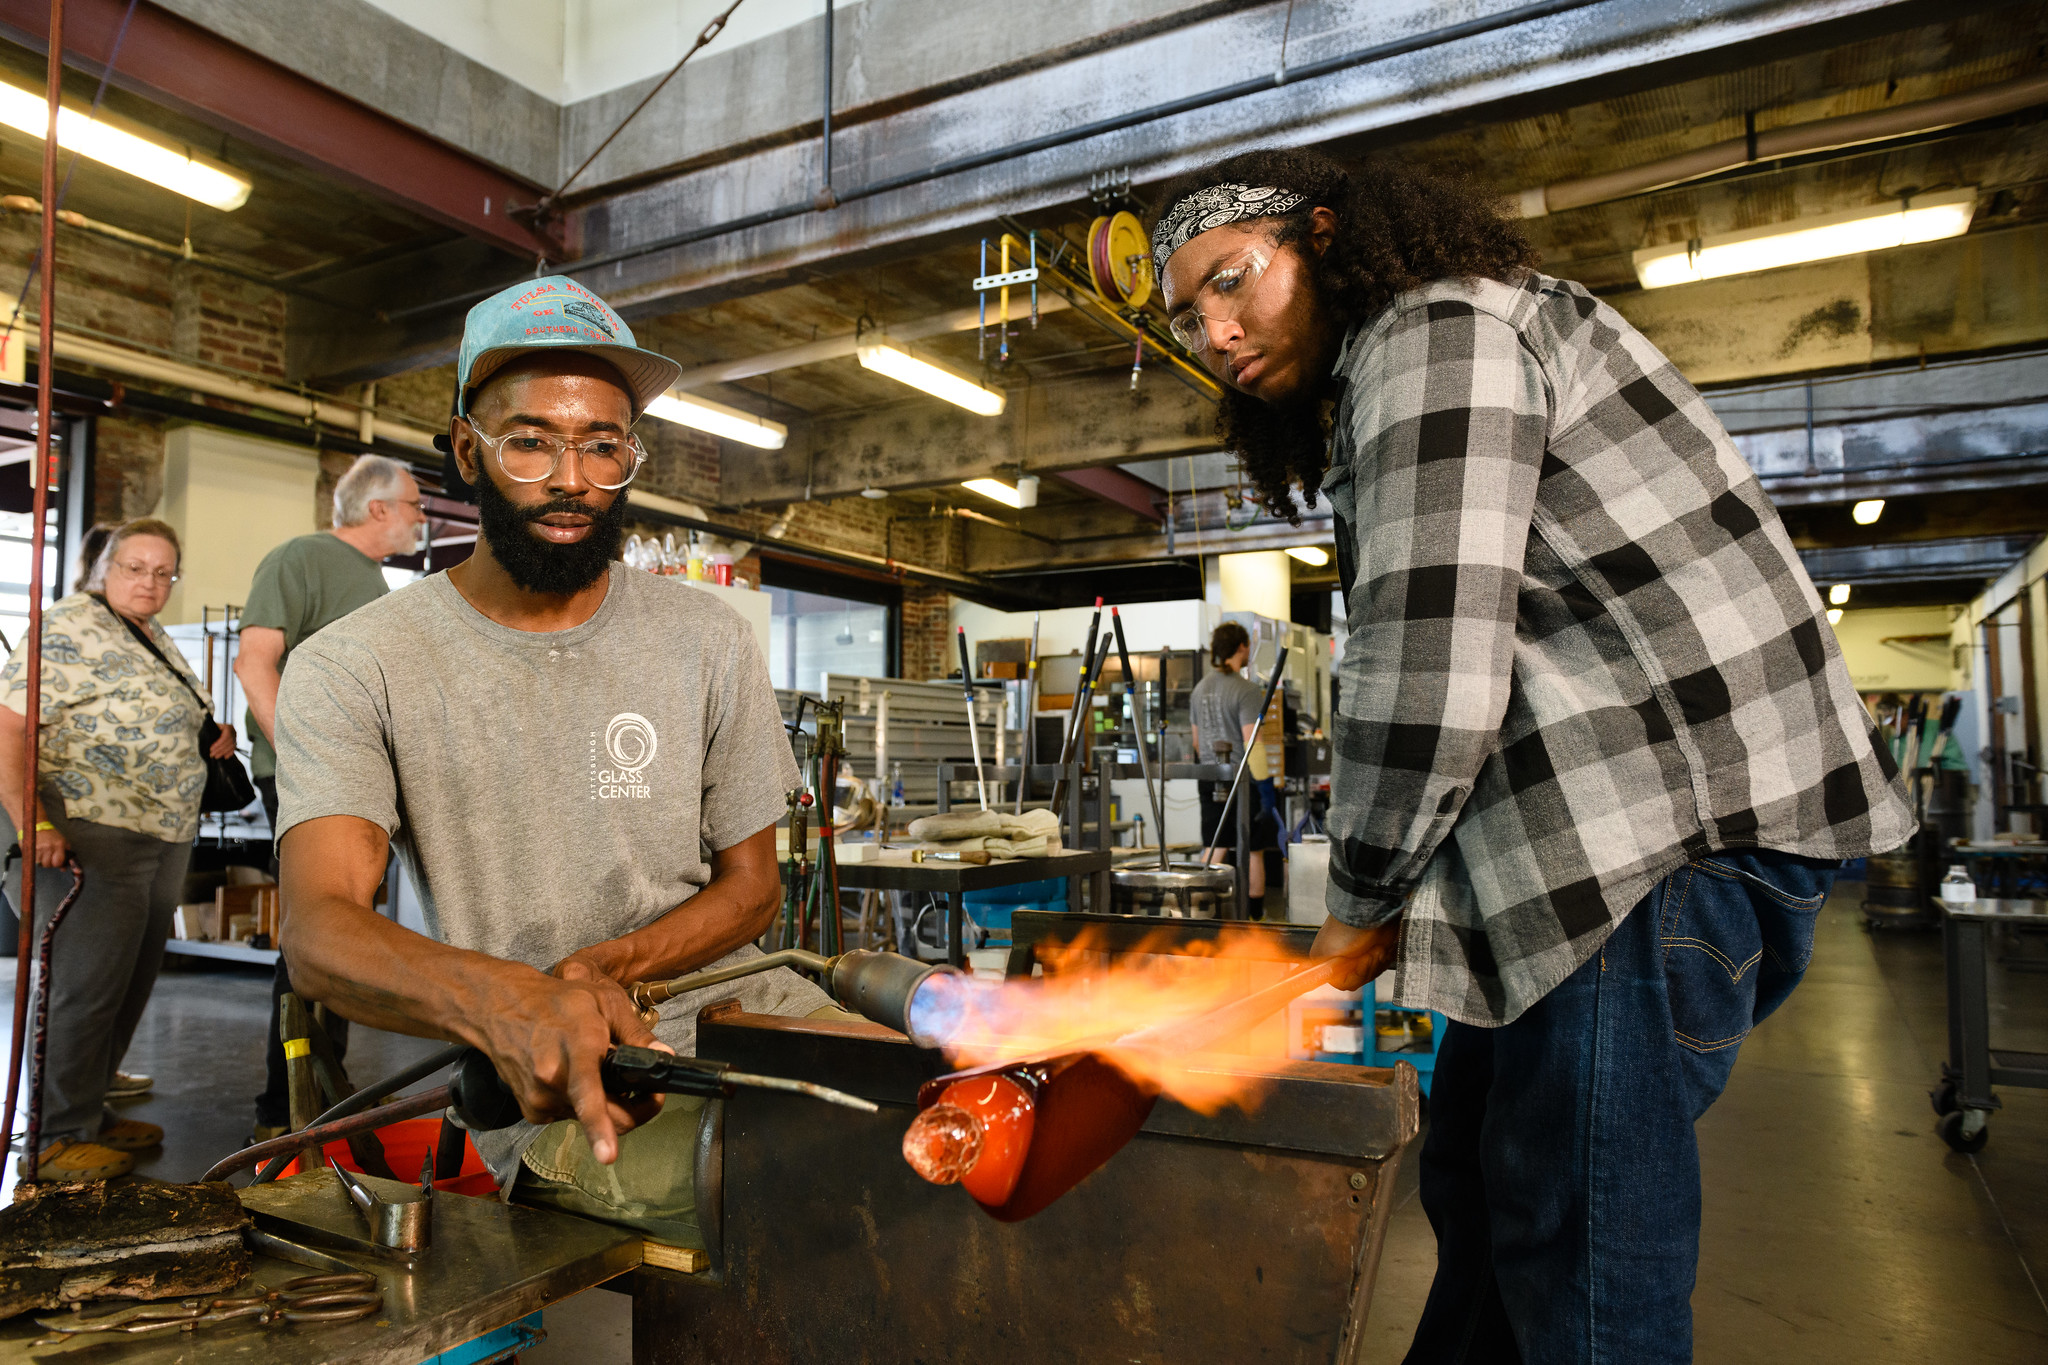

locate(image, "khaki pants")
(515, 1094), (710, 1247)
(512, 1005), (860, 1246)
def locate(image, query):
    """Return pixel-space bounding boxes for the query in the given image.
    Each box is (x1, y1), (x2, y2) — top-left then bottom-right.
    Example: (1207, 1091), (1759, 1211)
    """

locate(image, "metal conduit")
(1513, 70), (2048, 216)
(18, 328), (442, 451)
(388, 0), (1609, 323)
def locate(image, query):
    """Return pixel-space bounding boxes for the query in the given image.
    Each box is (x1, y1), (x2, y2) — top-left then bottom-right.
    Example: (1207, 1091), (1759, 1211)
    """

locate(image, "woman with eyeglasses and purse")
(0, 516), (238, 1180)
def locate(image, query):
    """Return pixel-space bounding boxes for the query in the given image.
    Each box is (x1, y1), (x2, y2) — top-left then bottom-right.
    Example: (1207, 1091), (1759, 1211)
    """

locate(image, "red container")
(278, 1116), (499, 1198)
(711, 560), (733, 586)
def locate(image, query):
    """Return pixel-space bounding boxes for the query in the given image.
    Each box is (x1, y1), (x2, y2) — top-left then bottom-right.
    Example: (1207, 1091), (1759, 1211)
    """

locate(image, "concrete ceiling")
(4, 0), (2048, 609)
(0, 42), (464, 283)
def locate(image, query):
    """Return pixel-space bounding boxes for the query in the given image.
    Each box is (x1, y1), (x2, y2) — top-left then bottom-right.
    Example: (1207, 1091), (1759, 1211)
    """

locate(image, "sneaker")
(107, 1071), (153, 1097)
(21, 1139), (133, 1182)
(95, 1118), (163, 1151)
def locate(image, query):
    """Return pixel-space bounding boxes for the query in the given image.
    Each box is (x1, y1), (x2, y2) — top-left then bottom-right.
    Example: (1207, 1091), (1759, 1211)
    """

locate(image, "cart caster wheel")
(1931, 1079), (1959, 1116)
(1937, 1110), (1989, 1154)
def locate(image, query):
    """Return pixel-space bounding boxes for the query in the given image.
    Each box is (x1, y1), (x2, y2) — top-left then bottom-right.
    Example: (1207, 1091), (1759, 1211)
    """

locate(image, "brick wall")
(0, 215), (298, 526)
(0, 215), (981, 669)
(94, 413), (168, 523)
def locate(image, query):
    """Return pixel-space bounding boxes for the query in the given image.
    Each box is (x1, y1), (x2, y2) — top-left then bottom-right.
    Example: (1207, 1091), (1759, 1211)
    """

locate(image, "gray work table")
(0, 1169), (641, 1364)
(832, 847), (1113, 967)
(1935, 898), (2048, 1153)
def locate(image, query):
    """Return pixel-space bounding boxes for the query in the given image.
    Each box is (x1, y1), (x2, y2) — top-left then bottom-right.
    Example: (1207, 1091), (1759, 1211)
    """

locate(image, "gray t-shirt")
(1190, 667), (1264, 766)
(274, 566), (827, 1178)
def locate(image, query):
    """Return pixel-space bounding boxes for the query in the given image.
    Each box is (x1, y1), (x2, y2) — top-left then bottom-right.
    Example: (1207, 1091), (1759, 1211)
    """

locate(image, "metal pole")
(1015, 613), (1038, 815)
(819, 0), (834, 198)
(1053, 599), (1103, 793)
(1050, 634), (1111, 816)
(1111, 608), (1168, 869)
(956, 627), (989, 811)
(6, 0), (62, 1175)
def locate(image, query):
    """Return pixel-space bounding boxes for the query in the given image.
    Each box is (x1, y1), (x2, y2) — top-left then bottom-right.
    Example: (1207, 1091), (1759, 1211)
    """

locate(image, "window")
(767, 586), (891, 691)
(0, 509), (59, 652)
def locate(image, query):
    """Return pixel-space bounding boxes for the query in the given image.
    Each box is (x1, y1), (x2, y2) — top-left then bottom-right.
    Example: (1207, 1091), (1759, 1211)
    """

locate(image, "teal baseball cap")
(454, 275), (682, 418)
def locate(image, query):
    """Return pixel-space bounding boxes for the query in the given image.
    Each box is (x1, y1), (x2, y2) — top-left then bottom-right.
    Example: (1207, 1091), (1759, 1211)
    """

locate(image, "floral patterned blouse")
(0, 592), (214, 842)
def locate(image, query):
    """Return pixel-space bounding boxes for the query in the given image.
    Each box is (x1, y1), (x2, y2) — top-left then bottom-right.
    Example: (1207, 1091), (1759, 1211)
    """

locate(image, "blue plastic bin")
(962, 877), (1068, 942)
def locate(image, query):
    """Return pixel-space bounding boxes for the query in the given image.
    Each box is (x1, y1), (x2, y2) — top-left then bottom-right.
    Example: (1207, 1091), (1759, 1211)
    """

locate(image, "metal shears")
(29, 1272), (381, 1343)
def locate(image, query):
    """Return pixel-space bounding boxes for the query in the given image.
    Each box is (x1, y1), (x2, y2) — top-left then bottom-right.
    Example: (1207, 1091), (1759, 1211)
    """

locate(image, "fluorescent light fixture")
(0, 80), (251, 210)
(1829, 583), (1852, 606)
(645, 390), (788, 450)
(857, 339), (1005, 416)
(1827, 607), (1844, 625)
(1633, 189), (1976, 289)
(962, 477), (1025, 509)
(1851, 498), (1885, 525)
(1286, 545), (1331, 567)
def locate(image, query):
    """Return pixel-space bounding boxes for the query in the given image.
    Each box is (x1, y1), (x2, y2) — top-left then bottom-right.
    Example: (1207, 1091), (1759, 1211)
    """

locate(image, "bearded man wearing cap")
(271, 276), (829, 1249)
(1151, 150), (1912, 1362)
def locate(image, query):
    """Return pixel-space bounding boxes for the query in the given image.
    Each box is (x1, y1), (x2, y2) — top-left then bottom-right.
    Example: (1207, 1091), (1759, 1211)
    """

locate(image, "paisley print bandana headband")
(1150, 183), (1308, 278)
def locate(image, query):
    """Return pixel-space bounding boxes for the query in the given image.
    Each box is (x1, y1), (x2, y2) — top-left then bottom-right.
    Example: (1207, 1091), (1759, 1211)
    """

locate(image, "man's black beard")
(473, 468), (627, 595)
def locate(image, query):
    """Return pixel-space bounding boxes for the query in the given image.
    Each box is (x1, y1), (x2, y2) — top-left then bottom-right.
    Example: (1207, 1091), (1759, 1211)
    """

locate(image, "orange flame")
(927, 927), (1325, 1115)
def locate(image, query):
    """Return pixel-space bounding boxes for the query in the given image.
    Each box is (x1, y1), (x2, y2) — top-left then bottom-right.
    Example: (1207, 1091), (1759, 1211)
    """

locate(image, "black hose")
(248, 1041), (466, 1184)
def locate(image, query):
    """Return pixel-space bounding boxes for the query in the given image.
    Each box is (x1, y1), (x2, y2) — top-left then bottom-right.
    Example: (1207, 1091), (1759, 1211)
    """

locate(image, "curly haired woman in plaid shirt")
(1153, 149), (1912, 1364)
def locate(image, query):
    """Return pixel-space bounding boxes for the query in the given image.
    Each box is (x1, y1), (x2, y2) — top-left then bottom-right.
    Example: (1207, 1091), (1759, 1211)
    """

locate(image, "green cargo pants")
(511, 1006), (859, 1247)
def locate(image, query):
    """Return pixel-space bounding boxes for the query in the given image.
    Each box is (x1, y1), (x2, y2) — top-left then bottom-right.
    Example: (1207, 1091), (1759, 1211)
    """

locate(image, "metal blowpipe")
(1111, 608), (1168, 870)
(1016, 612), (1040, 815)
(957, 627), (990, 811)
(1199, 646), (1290, 866)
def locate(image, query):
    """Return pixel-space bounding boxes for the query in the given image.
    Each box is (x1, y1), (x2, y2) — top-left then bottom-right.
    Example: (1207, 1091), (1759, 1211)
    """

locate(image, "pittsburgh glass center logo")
(591, 712), (658, 799)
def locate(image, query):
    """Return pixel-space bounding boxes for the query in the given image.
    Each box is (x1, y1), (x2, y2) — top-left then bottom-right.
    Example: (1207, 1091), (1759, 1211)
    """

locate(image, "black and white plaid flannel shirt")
(1322, 270), (1913, 1025)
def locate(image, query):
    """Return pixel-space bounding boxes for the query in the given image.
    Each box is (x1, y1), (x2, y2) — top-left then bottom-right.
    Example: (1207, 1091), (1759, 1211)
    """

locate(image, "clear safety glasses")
(464, 419), (647, 491)
(1166, 248), (1272, 354)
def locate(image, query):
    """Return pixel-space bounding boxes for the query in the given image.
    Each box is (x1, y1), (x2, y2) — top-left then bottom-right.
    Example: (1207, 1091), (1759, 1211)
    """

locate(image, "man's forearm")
(284, 891), (536, 1044)
(570, 873), (778, 988)
(237, 661), (281, 744)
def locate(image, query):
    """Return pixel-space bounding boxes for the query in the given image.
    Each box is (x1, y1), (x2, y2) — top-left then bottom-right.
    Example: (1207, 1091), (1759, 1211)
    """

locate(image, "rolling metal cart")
(1932, 897), (2048, 1152)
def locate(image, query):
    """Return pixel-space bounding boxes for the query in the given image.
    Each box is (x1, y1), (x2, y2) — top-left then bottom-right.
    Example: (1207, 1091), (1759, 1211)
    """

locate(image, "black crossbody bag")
(94, 596), (259, 814)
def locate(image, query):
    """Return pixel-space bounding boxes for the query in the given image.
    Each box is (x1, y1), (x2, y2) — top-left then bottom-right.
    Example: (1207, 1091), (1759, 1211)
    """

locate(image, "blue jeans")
(1402, 849), (1837, 1365)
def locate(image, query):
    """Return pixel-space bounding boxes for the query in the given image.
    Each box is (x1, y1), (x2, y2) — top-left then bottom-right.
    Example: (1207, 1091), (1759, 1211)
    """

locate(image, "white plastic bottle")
(1940, 864), (1977, 904)
(890, 763), (905, 807)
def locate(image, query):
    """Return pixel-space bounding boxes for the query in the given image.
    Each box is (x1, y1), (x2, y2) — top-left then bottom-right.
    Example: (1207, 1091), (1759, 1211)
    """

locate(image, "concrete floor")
(2, 881), (2043, 1361)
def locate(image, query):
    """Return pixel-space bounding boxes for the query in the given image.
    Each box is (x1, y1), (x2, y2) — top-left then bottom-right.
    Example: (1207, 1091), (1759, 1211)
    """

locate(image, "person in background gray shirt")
(1190, 620), (1280, 907)
(237, 454), (423, 1142)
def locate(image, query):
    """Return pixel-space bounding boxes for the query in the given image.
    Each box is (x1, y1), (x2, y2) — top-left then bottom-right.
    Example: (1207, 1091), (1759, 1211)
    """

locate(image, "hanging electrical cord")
(540, 0), (749, 214)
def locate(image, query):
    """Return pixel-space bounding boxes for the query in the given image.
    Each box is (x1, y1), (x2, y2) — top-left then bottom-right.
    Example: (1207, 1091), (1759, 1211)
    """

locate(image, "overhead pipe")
(671, 294), (1073, 391)
(1512, 71), (2048, 217)
(816, 0), (835, 209)
(389, 0), (1609, 323)
(22, 327), (441, 452)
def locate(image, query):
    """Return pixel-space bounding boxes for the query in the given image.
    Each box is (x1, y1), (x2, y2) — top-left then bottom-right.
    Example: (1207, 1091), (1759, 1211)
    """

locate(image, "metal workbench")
(0, 1169), (641, 1364)
(1934, 897), (2048, 1152)
(636, 1008), (1421, 1365)
(833, 847), (1113, 968)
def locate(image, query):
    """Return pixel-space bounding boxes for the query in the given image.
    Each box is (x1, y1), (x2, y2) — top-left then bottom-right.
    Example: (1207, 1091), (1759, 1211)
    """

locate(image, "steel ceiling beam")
(1056, 466), (1166, 524)
(0, 0), (552, 258)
